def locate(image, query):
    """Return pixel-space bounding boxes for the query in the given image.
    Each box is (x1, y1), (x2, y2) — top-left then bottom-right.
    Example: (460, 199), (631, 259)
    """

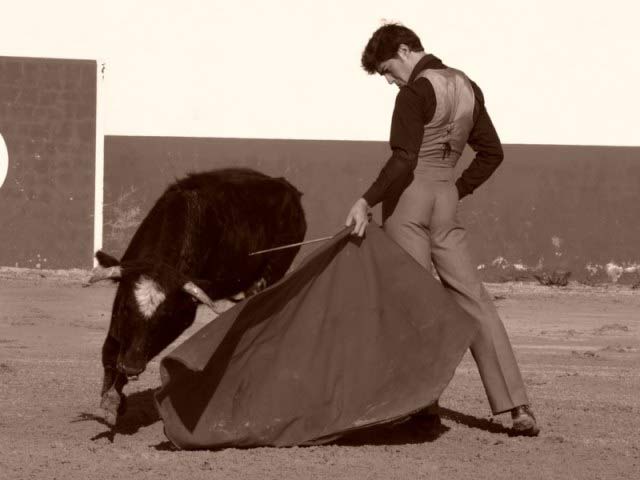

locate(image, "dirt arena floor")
(1, 268), (638, 480)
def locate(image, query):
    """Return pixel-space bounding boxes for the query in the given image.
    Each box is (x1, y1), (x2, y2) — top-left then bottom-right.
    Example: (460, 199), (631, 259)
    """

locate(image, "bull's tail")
(96, 250), (121, 267)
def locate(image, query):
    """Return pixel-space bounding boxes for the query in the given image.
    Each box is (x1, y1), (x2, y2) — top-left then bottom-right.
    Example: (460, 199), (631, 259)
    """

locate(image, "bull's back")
(194, 170), (307, 288)
(120, 168), (306, 286)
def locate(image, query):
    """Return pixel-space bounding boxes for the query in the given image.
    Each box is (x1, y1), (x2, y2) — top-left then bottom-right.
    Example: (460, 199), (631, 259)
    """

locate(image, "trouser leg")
(429, 188), (529, 414)
(383, 217), (432, 271)
(383, 181), (435, 271)
(385, 180), (529, 414)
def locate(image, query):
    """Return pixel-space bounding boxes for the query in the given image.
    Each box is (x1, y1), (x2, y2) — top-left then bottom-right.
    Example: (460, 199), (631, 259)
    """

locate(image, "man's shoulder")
(468, 79), (485, 105)
(418, 67), (486, 106)
(399, 77), (435, 103)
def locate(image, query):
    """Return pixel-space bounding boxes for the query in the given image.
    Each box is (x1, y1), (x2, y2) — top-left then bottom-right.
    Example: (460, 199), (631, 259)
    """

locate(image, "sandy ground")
(0, 268), (639, 480)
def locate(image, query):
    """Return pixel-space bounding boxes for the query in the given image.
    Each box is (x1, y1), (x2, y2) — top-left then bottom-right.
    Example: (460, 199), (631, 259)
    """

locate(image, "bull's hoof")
(100, 389), (124, 427)
(102, 409), (117, 427)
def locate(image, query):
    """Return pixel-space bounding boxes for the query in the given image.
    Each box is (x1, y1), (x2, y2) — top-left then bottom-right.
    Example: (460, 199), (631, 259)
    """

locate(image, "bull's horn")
(183, 282), (239, 315)
(182, 281), (219, 311)
(87, 266), (122, 284)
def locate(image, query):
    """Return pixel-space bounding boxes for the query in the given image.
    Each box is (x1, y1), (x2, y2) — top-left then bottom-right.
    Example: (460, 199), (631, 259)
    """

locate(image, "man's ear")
(397, 44), (411, 59)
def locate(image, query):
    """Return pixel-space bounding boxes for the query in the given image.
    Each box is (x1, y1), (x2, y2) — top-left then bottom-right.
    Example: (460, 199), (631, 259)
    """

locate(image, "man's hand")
(345, 198), (370, 237)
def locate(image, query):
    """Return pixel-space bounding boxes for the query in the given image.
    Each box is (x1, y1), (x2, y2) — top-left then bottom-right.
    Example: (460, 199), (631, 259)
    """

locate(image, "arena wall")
(103, 137), (640, 284)
(0, 56), (96, 269)
(1, 87), (637, 285)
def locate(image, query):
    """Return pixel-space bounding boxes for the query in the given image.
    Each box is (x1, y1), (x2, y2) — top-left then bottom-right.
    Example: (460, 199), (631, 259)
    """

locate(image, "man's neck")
(408, 51), (427, 68)
(408, 53), (441, 84)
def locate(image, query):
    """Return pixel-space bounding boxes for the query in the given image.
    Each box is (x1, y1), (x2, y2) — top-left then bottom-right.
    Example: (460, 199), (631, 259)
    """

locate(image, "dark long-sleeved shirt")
(362, 55), (504, 207)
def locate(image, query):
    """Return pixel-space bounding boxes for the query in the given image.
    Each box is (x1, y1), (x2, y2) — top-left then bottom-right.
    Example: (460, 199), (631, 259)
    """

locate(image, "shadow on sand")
(439, 407), (512, 435)
(330, 406), (515, 445)
(75, 394), (512, 448)
(151, 414), (451, 451)
(73, 388), (160, 442)
(329, 416), (449, 447)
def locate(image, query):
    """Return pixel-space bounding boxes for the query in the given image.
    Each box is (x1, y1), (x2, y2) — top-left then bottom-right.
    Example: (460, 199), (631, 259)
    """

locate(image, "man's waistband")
(414, 164), (455, 181)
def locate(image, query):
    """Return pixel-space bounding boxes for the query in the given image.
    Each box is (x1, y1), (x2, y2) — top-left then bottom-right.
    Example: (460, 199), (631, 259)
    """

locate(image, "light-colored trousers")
(383, 167), (529, 414)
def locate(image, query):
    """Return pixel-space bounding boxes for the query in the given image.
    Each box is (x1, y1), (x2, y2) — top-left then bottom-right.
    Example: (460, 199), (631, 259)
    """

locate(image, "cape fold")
(155, 224), (477, 449)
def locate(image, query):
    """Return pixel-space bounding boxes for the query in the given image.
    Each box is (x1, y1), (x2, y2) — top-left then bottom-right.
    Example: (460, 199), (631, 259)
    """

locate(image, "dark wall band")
(0, 56), (96, 269)
(104, 137), (640, 284)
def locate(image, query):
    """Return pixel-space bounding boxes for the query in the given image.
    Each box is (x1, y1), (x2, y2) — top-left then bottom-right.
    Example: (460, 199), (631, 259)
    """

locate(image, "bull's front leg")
(101, 333), (120, 395)
(100, 334), (128, 426)
(100, 373), (128, 426)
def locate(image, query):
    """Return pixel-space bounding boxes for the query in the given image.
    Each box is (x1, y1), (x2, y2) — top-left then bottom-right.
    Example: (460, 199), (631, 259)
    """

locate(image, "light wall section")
(2, 0), (639, 146)
(93, 60), (105, 263)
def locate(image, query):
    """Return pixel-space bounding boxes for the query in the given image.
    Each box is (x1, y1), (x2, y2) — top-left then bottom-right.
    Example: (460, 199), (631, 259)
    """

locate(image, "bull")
(89, 168), (307, 425)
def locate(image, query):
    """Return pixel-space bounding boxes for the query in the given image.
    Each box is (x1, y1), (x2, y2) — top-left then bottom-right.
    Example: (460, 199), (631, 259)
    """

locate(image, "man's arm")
(455, 81), (504, 199)
(362, 79), (435, 207)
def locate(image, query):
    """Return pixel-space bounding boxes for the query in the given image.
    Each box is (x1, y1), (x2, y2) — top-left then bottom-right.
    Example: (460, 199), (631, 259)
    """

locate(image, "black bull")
(89, 168), (307, 425)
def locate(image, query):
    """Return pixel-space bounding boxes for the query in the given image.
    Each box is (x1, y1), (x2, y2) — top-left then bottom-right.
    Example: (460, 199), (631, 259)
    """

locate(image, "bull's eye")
(134, 276), (166, 318)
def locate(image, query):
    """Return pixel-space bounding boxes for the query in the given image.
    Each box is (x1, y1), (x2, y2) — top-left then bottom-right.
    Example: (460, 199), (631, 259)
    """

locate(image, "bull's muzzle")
(116, 359), (146, 377)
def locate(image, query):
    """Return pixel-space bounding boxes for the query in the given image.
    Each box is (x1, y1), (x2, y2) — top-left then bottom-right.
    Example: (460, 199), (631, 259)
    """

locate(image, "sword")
(249, 235), (335, 256)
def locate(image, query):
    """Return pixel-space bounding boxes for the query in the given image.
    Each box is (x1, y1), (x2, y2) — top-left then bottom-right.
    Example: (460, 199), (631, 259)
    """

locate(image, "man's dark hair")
(361, 23), (424, 74)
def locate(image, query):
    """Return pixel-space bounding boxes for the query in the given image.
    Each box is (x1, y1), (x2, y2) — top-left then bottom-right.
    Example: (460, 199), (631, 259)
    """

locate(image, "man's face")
(377, 47), (413, 88)
(378, 44), (417, 88)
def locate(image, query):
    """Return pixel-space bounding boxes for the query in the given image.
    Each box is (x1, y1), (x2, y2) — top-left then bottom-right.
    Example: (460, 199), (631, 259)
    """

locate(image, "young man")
(345, 23), (539, 436)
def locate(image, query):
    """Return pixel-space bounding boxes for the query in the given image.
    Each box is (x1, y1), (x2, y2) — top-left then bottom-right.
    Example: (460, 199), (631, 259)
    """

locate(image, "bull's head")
(88, 251), (236, 377)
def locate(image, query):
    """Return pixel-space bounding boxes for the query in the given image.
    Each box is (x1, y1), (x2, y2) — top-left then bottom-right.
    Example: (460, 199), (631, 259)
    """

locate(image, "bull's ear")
(85, 251), (123, 285)
(95, 250), (121, 268)
(87, 265), (122, 284)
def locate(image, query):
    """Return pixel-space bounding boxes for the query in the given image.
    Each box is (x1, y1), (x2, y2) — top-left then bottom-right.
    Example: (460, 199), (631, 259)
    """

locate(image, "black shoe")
(510, 405), (540, 436)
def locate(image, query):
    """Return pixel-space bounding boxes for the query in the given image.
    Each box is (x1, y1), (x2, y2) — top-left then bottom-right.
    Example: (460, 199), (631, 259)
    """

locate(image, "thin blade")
(249, 236), (334, 256)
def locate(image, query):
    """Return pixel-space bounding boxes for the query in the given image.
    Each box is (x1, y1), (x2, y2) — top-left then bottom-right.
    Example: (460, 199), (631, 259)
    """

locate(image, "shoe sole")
(512, 414), (540, 436)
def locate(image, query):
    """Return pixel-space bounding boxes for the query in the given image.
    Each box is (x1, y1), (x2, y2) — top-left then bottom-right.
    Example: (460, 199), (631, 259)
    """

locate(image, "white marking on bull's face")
(134, 276), (166, 318)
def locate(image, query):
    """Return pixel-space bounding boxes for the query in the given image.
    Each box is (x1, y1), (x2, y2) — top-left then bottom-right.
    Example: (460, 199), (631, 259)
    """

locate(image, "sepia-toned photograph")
(1, 1), (638, 478)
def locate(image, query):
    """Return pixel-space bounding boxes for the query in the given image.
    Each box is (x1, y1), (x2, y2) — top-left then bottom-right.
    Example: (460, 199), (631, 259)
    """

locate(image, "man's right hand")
(345, 198), (370, 237)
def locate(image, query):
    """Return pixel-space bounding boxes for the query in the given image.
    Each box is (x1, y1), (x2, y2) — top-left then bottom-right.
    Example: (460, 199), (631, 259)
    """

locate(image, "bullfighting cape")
(155, 224), (477, 449)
